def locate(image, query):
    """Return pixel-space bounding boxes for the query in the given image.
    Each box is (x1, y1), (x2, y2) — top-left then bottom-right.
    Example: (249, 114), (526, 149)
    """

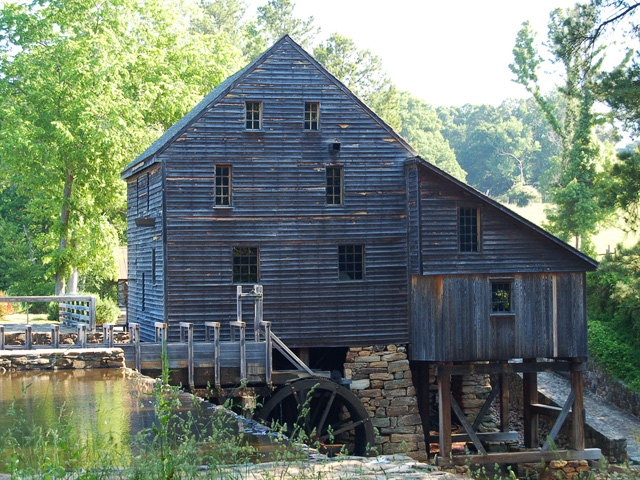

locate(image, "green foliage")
(47, 302), (60, 321)
(507, 183), (540, 207)
(95, 296), (121, 325)
(588, 241), (640, 391)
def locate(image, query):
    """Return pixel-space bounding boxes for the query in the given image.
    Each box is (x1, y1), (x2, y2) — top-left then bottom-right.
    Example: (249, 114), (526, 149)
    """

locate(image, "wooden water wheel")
(256, 377), (375, 456)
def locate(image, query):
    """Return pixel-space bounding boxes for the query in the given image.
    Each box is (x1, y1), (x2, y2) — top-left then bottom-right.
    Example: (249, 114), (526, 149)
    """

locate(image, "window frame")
(326, 165), (343, 206)
(232, 246), (259, 284)
(214, 164), (232, 207)
(304, 102), (320, 131)
(490, 279), (514, 314)
(458, 206), (480, 253)
(338, 245), (364, 281)
(245, 101), (262, 130)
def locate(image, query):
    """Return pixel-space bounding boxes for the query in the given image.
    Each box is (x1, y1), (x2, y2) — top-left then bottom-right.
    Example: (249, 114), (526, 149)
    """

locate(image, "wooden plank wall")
(409, 272), (588, 362)
(416, 166), (592, 274)
(153, 39), (412, 346)
(127, 165), (165, 340)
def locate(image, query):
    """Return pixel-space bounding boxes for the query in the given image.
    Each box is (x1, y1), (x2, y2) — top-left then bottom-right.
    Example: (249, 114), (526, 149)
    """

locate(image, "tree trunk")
(55, 171), (74, 295)
(68, 267), (79, 294)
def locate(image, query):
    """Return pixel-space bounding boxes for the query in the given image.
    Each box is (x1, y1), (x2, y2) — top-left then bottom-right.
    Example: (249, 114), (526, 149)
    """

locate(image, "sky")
(245, 0), (579, 107)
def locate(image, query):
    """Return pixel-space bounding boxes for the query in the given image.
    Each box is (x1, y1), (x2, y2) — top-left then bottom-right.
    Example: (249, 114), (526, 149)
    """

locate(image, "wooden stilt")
(571, 367), (585, 450)
(523, 360), (539, 448)
(499, 373), (510, 432)
(438, 371), (452, 459)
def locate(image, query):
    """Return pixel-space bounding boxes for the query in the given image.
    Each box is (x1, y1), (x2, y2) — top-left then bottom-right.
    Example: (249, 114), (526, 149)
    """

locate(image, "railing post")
(130, 322), (141, 372)
(154, 322), (167, 344)
(88, 295), (96, 331)
(76, 324), (87, 348)
(204, 321), (221, 389)
(103, 323), (114, 348)
(180, 322), (194, 389)
(239, 322), (246, 383)
(25, 325), (32, 350)
(0, 325), (4, 350)
(260, 321), (272, 386)
(51, 324), (60, 349)
(254, 284), (263, 342)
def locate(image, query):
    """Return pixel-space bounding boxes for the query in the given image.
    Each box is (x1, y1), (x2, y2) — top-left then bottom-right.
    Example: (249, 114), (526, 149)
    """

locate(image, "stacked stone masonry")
(0, 348), (125, 372)
(344, 345), (428, 462)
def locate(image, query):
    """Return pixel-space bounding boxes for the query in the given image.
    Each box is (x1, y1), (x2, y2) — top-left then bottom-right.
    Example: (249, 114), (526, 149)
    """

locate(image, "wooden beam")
(438, 372), (452, 459)
(541, 390), (574, 451)
(571, 369), (585, 450)
(429, 431), (519, 443)
(436, 448), (601, 466)
(530, 404), (572, 419)
(472, 377), (500, 431)
(500, 373), (510, 432)
(523, 365), (539, 448)
(435, 361), (584, 377)
(450, 393), (487, 456)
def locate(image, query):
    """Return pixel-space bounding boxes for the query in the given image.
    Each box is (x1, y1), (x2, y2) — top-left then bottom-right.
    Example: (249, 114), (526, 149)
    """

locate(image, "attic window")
(304, 102), (319, 130)
(458, 207), (479, 252)
(491, 281), (512, 313)
(245, 102), (261, 130)
(215, 165), (231, 206)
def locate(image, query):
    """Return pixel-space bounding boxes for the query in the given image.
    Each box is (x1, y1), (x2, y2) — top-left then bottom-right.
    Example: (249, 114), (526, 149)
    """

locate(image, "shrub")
(95, 295), (120, 324)
(507, 184), (541, 207)
(47, 302), (59, 321)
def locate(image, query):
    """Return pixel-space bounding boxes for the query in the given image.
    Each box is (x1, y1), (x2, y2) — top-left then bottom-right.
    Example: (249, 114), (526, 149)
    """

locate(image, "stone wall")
(344, 345), (428, 461)
(0, 348), (125, 371)
(4, 331), (129, 346)
(584, 360), (640, 419)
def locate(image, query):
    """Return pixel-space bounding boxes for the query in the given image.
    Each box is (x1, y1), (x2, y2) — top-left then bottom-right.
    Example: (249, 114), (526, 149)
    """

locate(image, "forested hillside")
(1, 0), (640, 388)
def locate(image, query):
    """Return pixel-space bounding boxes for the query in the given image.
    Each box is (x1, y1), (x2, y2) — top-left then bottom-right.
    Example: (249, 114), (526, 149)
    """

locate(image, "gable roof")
(410, 155), (599, 270)
(122, 35), (416, 179)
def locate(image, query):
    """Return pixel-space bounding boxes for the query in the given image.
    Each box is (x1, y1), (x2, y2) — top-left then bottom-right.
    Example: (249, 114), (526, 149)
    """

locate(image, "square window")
(215, 165), (231, 206)
(338, 245), (363, 281)
(459, 207), (479, 252)
(304, 102), (319, 130)
(233, 247), (259, 283)
(245, 102), (261, 130)
(491, 281), (512, 312)
(326, 166), (342, 205)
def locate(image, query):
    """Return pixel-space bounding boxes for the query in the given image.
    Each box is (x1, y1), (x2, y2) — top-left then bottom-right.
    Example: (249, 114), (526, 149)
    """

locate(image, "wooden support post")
(438, 370), (452, 460)
(25, 325), (32, 350)
(130, 323), (141, 372)
(0, 325), (4, 350)
(103, 323), (114, 348)
(88, 295), (96, 331)
(414, 362), (431, 455)
(254, 284), (263, 342)
(155, 322), (167, 344)
(571, 367), (585, 450)
(204, 322), (221, 388)
(523, 360), (539, 448)
(260, 321), (272, 386)
(499, 373), (510, 432)
(76, 324), (87, 348)
(451, 393), (487, 455)
(180, 322), (194, 389)
(51, 324), (59, 349)
(230, 321), (247, 383)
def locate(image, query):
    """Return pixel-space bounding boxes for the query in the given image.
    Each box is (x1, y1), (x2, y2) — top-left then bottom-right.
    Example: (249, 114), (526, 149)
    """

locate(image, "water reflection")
(0, 369), (283, 469)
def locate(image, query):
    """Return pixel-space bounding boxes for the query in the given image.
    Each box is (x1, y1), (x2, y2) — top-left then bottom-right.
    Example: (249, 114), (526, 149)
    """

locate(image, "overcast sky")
(245, 0), (579, 107)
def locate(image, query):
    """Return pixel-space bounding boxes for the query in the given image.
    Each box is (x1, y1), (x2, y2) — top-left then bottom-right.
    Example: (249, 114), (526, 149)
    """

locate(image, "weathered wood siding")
(412, 164), (592, 274)
(156, 38), (411, 345)
(126, 165), (165, 340)
(409, 272), (588, 362)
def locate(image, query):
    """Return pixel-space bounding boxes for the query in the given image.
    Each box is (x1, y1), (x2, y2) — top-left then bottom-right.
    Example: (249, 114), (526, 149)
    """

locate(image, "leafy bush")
(507, 184), (541, 207)
(95, 296), (120, 324)
(587, 240), (640, 391)
(47, 302), (59, 321)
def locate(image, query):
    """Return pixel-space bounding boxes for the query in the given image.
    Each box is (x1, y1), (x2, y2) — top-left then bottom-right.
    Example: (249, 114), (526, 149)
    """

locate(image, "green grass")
(0, 313), (51, 323)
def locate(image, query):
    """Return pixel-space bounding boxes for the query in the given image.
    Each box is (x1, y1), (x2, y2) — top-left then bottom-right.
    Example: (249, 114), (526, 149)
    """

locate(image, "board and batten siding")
(126, 165), (165, 340)
(409, 272), (588, 362)
(157, 39), (412, 346)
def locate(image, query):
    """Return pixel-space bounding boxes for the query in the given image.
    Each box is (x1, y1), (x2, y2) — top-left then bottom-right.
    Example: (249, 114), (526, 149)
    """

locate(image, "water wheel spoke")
(318, 418), (366, 442)
(315, 390), (337, 436)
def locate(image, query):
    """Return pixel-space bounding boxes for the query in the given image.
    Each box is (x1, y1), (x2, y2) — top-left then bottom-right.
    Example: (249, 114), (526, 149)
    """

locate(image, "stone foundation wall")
(4, 331), (129, 346)
(584, 360), (640, 419)
(344, 345), (427, 461)
(520, 460), (590, 480)
(0, 348), (125, 371)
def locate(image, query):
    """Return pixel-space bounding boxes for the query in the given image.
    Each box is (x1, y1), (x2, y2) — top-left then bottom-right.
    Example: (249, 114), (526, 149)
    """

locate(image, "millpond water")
(0, 369), (289, 471)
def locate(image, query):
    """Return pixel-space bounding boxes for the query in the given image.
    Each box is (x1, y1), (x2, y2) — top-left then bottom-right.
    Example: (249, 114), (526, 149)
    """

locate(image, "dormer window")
(245, 102), (261, 130)
(304, 102), (319, 130)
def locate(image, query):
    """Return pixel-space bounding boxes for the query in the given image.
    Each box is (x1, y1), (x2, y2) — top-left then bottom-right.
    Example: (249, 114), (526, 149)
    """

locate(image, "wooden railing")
(1, 295), (96, 330)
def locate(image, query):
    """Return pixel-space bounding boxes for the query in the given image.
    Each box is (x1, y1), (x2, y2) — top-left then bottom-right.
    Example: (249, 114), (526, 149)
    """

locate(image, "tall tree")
(314, 33), (401, 130)
(511, 5), (609, 251)
(0, 0), (241, 294)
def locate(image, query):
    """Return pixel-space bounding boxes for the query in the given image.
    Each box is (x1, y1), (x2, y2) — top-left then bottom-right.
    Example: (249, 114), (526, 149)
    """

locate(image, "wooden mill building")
(122, 36), (599, 464)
